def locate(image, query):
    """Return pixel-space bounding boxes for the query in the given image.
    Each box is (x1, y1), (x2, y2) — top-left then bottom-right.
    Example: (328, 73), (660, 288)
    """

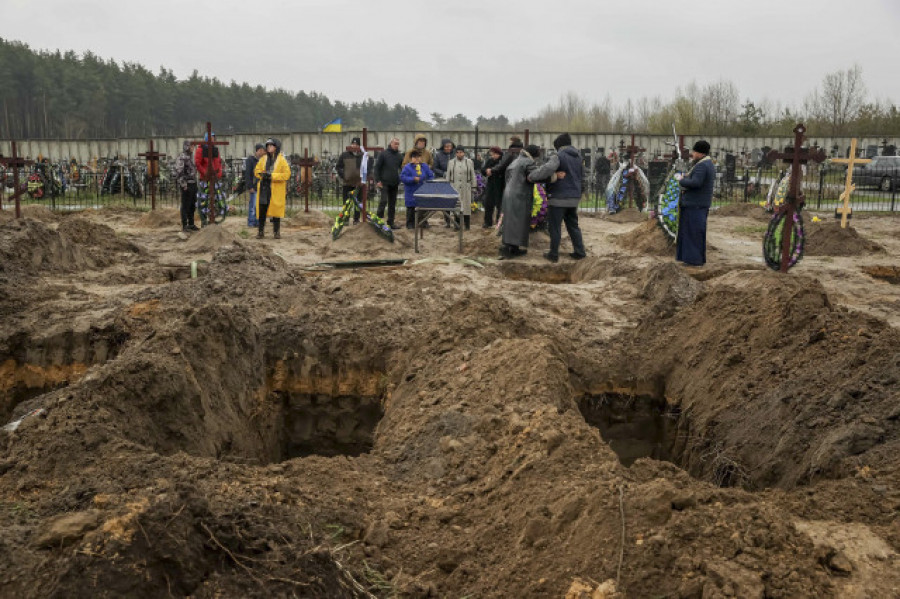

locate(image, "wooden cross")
(829, 138), (870, 228)
(138, 139), (166, 211)
(0, 142), (34, 219)
(765, 124), (827, 272)
(189, 122), (229, 224)
(291, 149), (319, 213)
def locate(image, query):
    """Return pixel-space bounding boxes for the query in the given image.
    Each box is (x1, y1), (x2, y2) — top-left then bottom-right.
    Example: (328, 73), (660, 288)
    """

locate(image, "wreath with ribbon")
(530, 183), (549, 229)
(331, 189), (394, 242)
(765, 171), (790, 213)
(763, 208), (805, 270)
(606, 164), (650, 214)
(657, 169), (682, 240)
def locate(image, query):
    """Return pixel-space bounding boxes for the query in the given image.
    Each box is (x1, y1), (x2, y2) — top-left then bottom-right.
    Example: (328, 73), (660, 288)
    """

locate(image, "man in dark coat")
(244, 143), (265, 228)
(480, 145), (504, 228)
(676, 140), (716, 266)
(498, 144), (539, 259)
(528, 133), (587, 262)
(374, 137), (403, 229)
(336, 137), (364, 223)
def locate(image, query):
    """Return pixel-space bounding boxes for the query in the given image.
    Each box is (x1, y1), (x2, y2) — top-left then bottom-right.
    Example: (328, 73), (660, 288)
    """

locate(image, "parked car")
(852, 155), (900, 191)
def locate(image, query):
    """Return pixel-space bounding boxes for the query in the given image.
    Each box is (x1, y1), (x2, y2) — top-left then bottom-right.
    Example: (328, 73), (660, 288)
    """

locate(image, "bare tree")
(805, 65), (867, 135)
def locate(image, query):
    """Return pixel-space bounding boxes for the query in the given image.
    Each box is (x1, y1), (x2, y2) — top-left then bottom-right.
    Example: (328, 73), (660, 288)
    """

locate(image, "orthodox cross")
(765, 124), (826, 272)
(0, 142), (34, 219)
(291, 149), (319, 214)
(829, 138), (870, 228)
(138, 140), (166, 211)
(189, 122), (229, 224)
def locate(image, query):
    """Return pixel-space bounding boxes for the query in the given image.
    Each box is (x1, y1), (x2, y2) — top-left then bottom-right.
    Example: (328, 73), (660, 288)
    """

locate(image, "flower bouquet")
(331, 189), (395, 242)
(530, 183), (548, 230)
(656, 169), (682, 240)
(763, 208), (805, 270)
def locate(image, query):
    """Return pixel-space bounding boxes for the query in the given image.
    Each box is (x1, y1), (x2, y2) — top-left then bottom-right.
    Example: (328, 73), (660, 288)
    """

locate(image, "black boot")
(464, 215), (470, 230)
(273, 218), (281, 239)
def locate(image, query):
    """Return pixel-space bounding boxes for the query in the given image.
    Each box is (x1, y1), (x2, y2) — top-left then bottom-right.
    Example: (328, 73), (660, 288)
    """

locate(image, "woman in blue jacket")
(400, 150), (435, 229)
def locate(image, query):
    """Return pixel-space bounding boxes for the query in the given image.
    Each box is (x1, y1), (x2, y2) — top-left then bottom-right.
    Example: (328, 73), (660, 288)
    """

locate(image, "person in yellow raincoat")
(254, 137), (290, 239)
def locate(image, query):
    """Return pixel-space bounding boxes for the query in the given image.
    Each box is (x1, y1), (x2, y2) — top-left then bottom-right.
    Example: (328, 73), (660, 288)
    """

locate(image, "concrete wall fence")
(2, 131), (898, 165)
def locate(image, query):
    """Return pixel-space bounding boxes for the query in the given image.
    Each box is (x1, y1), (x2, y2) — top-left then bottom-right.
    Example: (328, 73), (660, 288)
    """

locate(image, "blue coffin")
(413, 180), (459, 209)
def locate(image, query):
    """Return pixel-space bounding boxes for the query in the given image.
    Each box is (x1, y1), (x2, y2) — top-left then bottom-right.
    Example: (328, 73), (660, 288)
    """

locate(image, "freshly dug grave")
(183, 225), (242, 253)
(605, 207), (647, 223)
(804, 221), (884, 256)
(615, 218), (673, 255)
(136, 208), (180, 229)
(1, 215), (899, 599)
(322, 223), (409, 259)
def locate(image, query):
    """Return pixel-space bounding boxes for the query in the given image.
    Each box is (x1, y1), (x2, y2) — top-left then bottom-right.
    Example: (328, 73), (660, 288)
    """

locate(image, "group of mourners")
(174, 134), (289, 239)
(173, 129), (715, 267)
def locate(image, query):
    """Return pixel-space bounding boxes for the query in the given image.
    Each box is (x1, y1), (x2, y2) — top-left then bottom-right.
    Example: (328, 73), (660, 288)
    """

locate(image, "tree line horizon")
(2, 38), (898, 141)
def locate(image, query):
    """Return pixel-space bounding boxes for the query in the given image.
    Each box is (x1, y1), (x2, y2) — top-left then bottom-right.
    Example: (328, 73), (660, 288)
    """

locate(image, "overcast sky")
(2, 0), (899, 123)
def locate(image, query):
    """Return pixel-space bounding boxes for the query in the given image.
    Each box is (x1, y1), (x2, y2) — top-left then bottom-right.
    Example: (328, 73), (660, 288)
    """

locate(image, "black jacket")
(336, 150), (363, 186)
(374, 147), (402, 186)
(244, 154), (259, 191)
(481, 155), (504, 197)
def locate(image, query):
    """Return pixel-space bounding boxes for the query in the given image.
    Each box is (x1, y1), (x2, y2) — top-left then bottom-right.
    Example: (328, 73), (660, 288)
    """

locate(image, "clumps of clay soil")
(323, 222), (408, 258)
(607, 270), (900, 490)
(0, 204), (59, 223)
(714, 202), (770, 220)
(605, 208), (647, 223)
(862, 264), (900, 284)
(615, 219), (673, 255)
(56, 217), (144, 266)
(804, 221), (884, 256)
(0, 218), (87, 273)
(136, 208), (180, 228)
(286, 210), (333, 229)
(464, 228), (501, 256)
(183, 225), (241, 252)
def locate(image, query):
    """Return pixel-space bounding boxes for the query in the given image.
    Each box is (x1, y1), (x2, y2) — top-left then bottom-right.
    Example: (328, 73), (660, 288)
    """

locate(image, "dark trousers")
(406, 206), (416, 228)
(483, 188), (502, 226)
(547, 205), (586, 258)
(377, 184), (399, 225)
(257, 201), (280, 235)
(180, 183), (197, 227)
(676, 206), (708, 266)
(343, 185), (361, 221)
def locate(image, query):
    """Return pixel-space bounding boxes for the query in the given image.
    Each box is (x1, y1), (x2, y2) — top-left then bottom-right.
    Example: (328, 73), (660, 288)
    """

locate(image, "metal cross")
(138, 140), (167, 212)
(829, 138), (871, 228)
(0, 142), (34, 219)
(291, 149), (319, 214)
(765, 124), (827, 272)
(622, 134), (647, 209)
(189, 122), (229, 224)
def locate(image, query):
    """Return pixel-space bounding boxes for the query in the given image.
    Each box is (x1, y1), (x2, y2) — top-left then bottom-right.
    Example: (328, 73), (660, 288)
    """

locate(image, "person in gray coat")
(528, 133), (587, 262)
(498, 144), (540, 259)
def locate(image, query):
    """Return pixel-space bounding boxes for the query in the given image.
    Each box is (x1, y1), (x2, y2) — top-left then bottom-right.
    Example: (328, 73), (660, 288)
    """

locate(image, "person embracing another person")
(253, 138), (290, 239)
(498, 144), (540, 260)
(527, 133), (587, 262)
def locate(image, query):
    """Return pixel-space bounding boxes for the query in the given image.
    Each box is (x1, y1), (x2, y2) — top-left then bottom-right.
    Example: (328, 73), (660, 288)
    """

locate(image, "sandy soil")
(0, 205), (898, 598)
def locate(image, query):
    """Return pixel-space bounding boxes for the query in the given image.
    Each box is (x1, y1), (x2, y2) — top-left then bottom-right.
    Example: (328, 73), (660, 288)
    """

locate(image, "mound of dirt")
(56, 217), (144, 266)
(136, 208), (180, 228)
(322, 222), (408, 258)
(805, 222), (884, 256)
(0, 205), (59, 224)
(0, 218), (86, 274)
(464, 228), (501, 256)
(862, 264), (900, 284)
(615, 219), (673, 256)
(287, 210), (333, 229)
(714, 202), (769, 221)
(605, 207), (647, 223)
(183, 225), (241, 252)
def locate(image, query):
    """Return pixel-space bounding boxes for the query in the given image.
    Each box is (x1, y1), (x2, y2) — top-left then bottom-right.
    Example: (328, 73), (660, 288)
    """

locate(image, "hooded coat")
(500, 149), (537, 248)
(402, 135), (433, 168)
(254, 139), (290, 219)
(432, 138), (455, 177)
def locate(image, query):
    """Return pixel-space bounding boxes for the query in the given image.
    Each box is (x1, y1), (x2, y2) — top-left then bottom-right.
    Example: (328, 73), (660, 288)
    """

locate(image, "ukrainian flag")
(322, 118), (342, 133)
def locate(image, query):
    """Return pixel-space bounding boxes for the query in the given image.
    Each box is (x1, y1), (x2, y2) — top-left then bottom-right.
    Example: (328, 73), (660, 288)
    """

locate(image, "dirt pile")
(136, 208), (180, 228)
(805, 221), (884, 256)
(606, 208), (647, 223)
(183, 225), (241, 253)
(0, 205), (59, 223)
(0, 218), (87, 274)
(287, 210), (333, 229)
(323, 222), (408, 258)
(862, 264), (900, 284)
(603, 271), (900, 490)
(715, 202), (770, 220)
(56, 217), (144, 266)
(615, 219), (673, 256)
